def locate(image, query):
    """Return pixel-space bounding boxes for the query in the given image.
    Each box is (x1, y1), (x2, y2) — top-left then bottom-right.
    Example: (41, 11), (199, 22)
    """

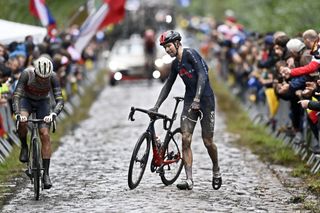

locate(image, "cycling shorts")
(180, 96), (215, 138)
(20, 97), (51, 128)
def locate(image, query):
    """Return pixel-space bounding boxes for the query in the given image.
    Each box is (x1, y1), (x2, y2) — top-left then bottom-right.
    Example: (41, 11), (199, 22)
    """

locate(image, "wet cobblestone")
(1, 80), (312, 212)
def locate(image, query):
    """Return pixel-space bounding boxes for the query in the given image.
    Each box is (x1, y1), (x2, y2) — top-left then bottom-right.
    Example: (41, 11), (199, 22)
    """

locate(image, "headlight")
(162, 55), (174, 64)
(155, 58), (164, 68)
(114, 72), (122, 81)
(152, 70), (161, 79)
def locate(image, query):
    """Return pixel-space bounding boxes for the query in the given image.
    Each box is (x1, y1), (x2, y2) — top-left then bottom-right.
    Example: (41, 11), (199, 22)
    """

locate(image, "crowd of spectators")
(198, 13), (320, 155)
(0, 25), (101, 143)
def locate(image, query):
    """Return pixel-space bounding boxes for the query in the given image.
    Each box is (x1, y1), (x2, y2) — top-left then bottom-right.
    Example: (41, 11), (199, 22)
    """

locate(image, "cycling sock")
(213, 165), (220, 173)
(43, 159), (50, 175)
(185, 165), (193, 180)
(20, 137), (27, 147)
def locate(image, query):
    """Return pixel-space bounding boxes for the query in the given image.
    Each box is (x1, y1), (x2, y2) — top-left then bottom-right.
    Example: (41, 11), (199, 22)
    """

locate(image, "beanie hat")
(286, 38), (305, 53)
(264, 35), (274, 45)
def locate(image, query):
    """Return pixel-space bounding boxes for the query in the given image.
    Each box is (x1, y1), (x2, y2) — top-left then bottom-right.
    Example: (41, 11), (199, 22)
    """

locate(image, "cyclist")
(150, 30), (221, 190)
(12, 55), (64, 189)
(143, 28), (156, 83)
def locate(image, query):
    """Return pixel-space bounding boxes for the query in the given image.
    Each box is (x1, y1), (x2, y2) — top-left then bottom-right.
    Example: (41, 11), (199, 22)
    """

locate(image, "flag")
(29, 0), (56, 36)
(307, 96), (319, 124)
(75, 0), (125, 54)
(98, 0), (125, 30)
(307, 109), (318, 124)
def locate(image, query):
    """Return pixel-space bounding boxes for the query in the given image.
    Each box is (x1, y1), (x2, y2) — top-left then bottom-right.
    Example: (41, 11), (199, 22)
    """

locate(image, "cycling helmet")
(159, 30), (181, 46)
(33, 56), (53, 78)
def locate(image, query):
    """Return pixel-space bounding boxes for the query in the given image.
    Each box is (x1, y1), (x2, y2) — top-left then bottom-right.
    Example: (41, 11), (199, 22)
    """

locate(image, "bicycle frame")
(26, 115), (57, 170)
(129, 97), (184, 167)
(16, 112), (56, 200)
(27, 118), (43, 173)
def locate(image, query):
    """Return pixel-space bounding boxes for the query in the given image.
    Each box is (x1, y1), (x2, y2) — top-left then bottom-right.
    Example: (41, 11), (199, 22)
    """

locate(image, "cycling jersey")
(154, 48), (215, 136)
(154, 48), (214, 108)
(13, 67), (64, 115)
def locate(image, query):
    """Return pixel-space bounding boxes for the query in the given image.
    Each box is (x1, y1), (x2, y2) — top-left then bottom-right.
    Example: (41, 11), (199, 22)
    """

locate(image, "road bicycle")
(128, 97), (184, 189)
(16, 113), (56, 200)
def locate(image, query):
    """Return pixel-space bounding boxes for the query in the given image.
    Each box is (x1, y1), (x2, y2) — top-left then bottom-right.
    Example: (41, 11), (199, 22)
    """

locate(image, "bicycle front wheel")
(32, 138), (41, 200)
(160, 128), (183, 185)
(128, 132), (150, 189)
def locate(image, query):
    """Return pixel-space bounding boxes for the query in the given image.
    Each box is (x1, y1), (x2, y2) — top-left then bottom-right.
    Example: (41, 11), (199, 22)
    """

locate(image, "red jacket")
(291, 60), (320, 77)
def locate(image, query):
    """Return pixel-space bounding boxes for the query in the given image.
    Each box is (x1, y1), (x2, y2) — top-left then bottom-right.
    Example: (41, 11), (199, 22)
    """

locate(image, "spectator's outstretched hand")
(298, 100), (309, 109)
(280, 67), (291, 79)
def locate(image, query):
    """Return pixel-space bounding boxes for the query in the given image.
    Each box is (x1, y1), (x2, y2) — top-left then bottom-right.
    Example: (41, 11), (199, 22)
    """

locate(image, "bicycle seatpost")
(171, 97), (184, 120)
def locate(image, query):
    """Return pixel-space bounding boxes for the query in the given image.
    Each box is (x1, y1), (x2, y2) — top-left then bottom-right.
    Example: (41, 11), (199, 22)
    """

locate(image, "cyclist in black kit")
(150, 30), (222, 190)
(13, 56), (64, 189)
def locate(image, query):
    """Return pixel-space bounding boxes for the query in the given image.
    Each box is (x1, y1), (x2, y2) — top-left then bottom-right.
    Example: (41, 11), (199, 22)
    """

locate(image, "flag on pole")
(75, 0), (125, 54)
(29, 0), (56, 36)
(98, 0), (126, 30)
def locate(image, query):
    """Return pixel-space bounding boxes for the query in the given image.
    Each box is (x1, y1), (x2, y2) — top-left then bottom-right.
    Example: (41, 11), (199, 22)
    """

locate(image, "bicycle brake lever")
(16, 120), (20, 131)
(199, 110), (203, 121)
(52, 118), (57, 133)
(128, 107), (135, 121)
(163, 117), (171, 130)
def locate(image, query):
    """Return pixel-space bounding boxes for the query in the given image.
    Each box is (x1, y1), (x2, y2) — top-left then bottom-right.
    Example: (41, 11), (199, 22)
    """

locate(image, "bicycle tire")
(32, 138), (41, 200)
(160, 128), (183, 185)
(128, 132), (150, 189)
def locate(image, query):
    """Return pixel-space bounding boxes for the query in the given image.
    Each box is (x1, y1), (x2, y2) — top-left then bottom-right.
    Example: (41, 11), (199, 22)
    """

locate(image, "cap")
(286, 38), (305, 53)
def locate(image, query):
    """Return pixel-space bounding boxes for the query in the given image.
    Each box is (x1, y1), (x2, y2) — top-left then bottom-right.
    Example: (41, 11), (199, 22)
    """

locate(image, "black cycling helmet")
(159, 30), (181, 46)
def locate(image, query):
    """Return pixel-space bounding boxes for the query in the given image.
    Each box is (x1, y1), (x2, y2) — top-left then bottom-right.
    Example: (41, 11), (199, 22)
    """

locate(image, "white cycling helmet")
(33, 56), (53, 78)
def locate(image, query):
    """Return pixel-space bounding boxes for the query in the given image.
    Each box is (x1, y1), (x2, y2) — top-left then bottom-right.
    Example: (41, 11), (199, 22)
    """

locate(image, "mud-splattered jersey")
(13, 67), (64, 115)
(154, 48), (214, 108)
(171, 48), (214, 98)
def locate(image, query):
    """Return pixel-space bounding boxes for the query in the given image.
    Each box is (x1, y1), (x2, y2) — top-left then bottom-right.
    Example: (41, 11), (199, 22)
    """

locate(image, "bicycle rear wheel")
(32, 138), (41, 200)
(160, 128), (183, 185)
(128, 132), (150, 189)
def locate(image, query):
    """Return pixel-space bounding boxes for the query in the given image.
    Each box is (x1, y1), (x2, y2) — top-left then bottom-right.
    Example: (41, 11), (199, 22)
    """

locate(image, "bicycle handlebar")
(129, 107), (169, 121)
(16, 116), (57, 133)
(128, 107), (172, 130)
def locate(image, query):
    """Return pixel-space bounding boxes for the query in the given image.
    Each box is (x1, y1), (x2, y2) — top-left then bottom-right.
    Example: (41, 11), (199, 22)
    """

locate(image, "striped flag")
(29, 0), (56, 36)
(75, 0), (125, 54)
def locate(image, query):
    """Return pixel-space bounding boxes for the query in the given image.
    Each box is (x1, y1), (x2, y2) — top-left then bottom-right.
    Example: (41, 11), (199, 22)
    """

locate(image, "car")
(154, 46), (174, 82)
(107, 35), (158, 86)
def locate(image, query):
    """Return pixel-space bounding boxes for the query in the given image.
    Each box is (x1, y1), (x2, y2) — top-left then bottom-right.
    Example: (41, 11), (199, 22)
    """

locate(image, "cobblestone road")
(2, 79), (310, 212)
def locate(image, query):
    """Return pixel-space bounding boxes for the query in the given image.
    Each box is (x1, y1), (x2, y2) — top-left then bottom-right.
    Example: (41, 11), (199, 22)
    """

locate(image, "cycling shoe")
(43, 174), (52, 189)
(176, 179), (193, 190)
(212, 172), (222, 190)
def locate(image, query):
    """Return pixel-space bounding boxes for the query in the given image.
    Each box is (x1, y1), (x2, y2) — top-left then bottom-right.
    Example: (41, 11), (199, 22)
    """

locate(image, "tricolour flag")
(29, 0), (56, 35)
(75, 0), (125, 54)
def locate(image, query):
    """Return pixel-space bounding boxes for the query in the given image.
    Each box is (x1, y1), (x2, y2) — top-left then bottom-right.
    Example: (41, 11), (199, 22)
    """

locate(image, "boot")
(42, 159), (52, 189)
(19, 144), (28, 163)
